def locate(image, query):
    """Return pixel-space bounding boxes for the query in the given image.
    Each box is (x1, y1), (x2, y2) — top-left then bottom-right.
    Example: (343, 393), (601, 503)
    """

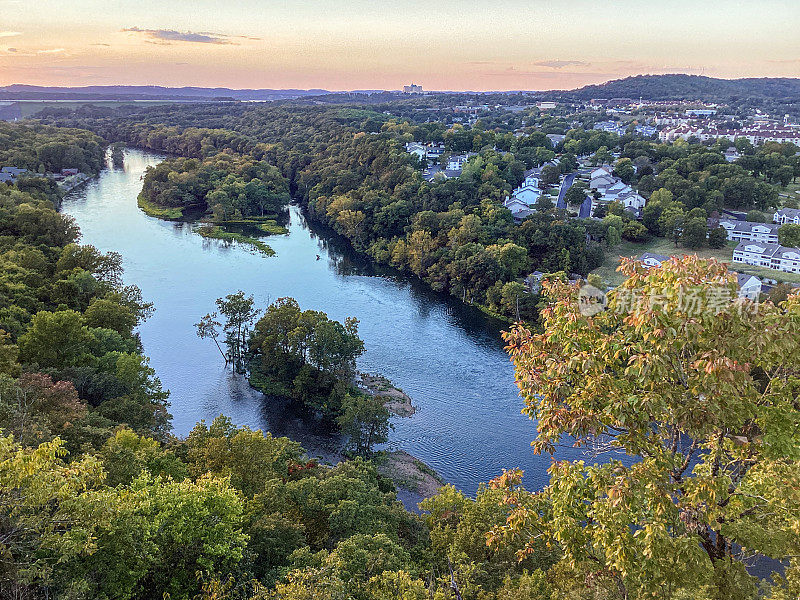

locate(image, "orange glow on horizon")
(1, 0), (798, 91)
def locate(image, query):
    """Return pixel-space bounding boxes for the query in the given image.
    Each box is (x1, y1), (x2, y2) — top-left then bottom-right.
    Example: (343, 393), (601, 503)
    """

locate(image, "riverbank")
(195, 225), (276, 256)
(377, 450), (445, 500)
(137, 192), (188, 220)
(357, 372), (415, 416)
(356, 374), (443, 502)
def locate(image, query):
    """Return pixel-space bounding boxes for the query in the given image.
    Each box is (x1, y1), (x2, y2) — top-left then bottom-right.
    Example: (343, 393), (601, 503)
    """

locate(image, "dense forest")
(2, 111), (800, 599)
(35, 100), (800, 314)
(0, 121), (106, 174)
(34, 103), (610, 318)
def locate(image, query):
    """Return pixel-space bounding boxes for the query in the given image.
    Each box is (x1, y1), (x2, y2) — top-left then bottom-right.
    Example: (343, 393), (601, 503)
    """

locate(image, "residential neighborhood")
(733, 242), (800, 274)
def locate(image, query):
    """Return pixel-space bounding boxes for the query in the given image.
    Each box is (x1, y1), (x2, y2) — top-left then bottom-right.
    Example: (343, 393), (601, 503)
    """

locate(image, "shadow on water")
(298, 207), (511, 347)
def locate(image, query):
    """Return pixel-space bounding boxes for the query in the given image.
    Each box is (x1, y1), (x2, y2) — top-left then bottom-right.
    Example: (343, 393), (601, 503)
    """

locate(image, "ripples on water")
(61, 149), (589, 494)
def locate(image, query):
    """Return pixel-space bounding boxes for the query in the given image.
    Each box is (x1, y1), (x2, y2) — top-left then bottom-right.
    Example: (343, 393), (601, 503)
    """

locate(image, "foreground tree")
(494, 256), (800, 599)
(196, 291), (260, 373)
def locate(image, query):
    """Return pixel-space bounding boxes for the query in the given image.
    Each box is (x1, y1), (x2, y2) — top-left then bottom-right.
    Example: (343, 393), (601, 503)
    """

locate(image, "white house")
(713, 219), (780, 244)
(590, 166), (614, 180)
(405, 142), (427, 160)
(589, 168), (646, 215)
(736, 273), (762, 301)
(508, 173), (543, 206)
(638, 252), (670, 268)
(774, 208), (800, 225)
(405, 142), (445, 162)
(616, 190), (647, 213)
(773, 246), (800, 273)
(503, 197), (535, 221)
(732, 242), (800, 274)
(724, 148), (741, 162)
(447, 154), (469, 171)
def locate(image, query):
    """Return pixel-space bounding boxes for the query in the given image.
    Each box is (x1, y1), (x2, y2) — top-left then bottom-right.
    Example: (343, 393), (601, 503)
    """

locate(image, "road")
(578, 196), (592, 219)
(556, 172), (577, 210)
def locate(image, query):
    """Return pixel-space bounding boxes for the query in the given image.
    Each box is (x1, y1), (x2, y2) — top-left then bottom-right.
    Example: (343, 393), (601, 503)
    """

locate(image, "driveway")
(556, 172), (577, 210)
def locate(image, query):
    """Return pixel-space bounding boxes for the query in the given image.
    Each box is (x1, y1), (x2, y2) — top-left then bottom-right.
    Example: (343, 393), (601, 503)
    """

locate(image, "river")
(61, 149), (584, 494)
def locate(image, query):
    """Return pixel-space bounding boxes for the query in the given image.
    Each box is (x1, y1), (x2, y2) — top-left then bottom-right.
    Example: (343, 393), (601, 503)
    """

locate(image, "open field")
(591, 238), (736, 287)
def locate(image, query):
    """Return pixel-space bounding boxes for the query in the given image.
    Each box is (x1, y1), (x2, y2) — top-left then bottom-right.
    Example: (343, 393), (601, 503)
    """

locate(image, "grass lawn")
(777, 181), (800, 203)
(137, 194), (185, 220)
(592, 238), (736, 287)
(727, 263), (800, 284)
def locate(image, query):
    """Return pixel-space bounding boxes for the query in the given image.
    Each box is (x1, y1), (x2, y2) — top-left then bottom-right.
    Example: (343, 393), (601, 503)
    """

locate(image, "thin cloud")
(0, 31), (21, 38)
(533, 60), (589, 69)
(123, 27), (235, 45)
(37, 48), (66, 54)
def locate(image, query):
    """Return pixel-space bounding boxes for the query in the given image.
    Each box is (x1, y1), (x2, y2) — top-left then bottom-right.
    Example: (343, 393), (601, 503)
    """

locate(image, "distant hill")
(0, 85), (331, 102)
(552, 74), (800, 104)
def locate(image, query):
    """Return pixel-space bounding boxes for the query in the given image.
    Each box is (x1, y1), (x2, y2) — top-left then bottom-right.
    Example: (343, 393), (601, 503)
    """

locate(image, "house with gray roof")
(712, 219), (780, 244)
(774, 208), (800, 225)
(736, 273), (761, 301)
(733, 242), (800, 274)
(0, 166), (28, 183)
(638, 252), (670, 268)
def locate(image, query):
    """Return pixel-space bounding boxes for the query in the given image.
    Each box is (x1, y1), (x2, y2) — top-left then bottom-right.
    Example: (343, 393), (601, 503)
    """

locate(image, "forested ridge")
(1, 111), (799, 598)
(544, 74), (800, 116)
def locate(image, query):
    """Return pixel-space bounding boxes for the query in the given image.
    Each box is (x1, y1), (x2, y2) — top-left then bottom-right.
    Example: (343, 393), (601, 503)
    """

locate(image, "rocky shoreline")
(356, 372), (415, 417)
(356, 372), (445, 503)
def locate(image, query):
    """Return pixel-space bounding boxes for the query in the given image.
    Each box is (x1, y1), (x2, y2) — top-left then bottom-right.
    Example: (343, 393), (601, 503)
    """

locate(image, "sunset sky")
(1, 0), (799, 91)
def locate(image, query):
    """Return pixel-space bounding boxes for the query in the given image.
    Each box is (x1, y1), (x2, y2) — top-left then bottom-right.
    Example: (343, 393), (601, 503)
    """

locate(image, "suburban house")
(589, 166), (646, 216)
(638, 252), (670, 268)
(404, 142), (445, 162)
(736, 273), (762, 301)
(0, 166), (28, 183)
(405, 142), (426, 160)
(503, 172), (543, 220)
(524, 271), (545, 293)
(774, 208), (800, 225)
(712, 219), (780, 244)
(724, 148), (741, 162)
(733, 242), (800, 274)
(509, 172), (542, 205)
(446, 154), (470, 171)
(503, 197), (535, 221)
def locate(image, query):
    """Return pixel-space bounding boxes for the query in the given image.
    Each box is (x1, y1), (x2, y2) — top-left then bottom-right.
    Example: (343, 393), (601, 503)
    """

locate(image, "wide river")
(61, 149), (583, 494)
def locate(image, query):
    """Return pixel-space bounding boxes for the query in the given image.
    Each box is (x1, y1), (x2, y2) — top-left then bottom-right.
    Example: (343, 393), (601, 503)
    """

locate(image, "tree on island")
(492, 256), (800, 599)
(110, 142), (125, 168)
(337, 392), (392, 457)
(195, 291), (260, 373)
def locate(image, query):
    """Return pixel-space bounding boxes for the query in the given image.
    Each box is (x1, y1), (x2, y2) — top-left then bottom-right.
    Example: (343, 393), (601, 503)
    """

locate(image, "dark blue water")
(61, 149), (582, 494)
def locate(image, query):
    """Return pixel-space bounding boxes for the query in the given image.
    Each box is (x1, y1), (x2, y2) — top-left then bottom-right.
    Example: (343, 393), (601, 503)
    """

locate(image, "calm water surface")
(62, 149), (582, 494)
